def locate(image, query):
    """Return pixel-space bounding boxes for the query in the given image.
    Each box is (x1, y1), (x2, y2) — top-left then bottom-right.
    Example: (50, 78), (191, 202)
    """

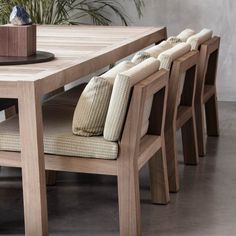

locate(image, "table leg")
(18, 82), (48, 236)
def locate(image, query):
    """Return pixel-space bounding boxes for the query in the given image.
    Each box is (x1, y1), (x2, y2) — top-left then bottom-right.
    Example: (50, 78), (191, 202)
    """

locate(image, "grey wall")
(112, 0), (236, 101)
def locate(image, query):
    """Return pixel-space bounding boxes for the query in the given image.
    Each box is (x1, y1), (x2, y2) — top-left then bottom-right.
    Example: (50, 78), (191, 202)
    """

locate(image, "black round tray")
(0, 51), (55, 66)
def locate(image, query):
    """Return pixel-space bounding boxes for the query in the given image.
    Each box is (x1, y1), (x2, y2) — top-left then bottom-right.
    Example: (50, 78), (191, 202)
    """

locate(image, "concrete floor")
(0, 101), (236, 236)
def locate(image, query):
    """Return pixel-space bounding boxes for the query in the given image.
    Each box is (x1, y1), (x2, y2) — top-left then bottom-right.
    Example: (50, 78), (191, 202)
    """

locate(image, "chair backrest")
(187, 29), (220, 103)
(202, 37), (220, 87)
(103, 57), (160, 142)
(158, 42), (191, 70)
(119, 68), (169, 161)
(158, 45), (199, 129)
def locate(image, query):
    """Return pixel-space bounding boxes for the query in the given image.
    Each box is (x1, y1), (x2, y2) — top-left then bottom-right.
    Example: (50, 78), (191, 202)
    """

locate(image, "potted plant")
(0, 0), (144, 25)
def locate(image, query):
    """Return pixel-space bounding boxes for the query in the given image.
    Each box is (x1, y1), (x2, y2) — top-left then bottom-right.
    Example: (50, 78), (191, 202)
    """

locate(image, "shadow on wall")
(111, 0), (236, 101)
(165, 0), (235, 102)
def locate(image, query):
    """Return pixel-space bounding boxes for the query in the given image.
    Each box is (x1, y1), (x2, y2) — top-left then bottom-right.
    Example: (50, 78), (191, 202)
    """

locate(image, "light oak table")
(0, 25), (166, 235)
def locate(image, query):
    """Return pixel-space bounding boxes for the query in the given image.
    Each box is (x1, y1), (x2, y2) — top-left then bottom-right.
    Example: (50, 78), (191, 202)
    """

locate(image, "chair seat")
(0, 103), (118, 160)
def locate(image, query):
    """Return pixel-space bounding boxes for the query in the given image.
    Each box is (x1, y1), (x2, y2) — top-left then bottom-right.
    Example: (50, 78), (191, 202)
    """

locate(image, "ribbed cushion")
(131, 51), (151, 64)
(146, 41), (173, 58)
(0, 105), (118, 159)
(177, 29), (196, 42)
(104, 57), (160, 141)
(72, 61), (135, 137)
(158, 43), (191, 70)
(72, 76), (112, 136)
(102, 60), (135, 83)
(187, 29), (213, 50)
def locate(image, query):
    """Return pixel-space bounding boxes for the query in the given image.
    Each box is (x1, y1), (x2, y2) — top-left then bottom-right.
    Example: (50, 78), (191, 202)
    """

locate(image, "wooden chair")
(159, 46), (200, 193)
(0, 91), (63, 185)
(0, 66), (170, 235)
(194, 36), (220, 156)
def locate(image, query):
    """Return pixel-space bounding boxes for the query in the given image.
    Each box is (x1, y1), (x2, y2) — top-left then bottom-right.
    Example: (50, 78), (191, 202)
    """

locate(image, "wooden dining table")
(0, 25), (166, 235)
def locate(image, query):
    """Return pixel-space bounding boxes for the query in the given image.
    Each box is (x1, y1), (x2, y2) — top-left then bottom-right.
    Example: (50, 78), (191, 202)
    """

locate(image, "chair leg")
(46, 171), (57, 186)
(195, 102), (206, 156)
(205, 94), (219, 136)
(148, 146), (170, 204)
(117, 161), (141, 236)
(165, 127), (179, 193)
(181, 113), (199, 165)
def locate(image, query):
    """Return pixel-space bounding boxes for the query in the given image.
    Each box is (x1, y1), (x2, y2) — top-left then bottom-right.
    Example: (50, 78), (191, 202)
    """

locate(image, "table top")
(0, 25), (166, 95)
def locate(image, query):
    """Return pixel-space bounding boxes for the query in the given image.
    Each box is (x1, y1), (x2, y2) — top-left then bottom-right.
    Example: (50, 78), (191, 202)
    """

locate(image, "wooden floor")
(0, 101), (235, 236)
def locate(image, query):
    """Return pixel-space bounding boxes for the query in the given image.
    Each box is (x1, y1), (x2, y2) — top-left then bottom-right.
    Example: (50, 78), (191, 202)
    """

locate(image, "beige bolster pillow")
(187, 28), (213, 50)
(146, 41), (173, 58)
(158, 42), (191, 70)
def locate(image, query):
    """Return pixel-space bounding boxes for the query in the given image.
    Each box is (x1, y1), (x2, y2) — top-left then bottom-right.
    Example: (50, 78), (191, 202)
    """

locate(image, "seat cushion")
(0, 105), (118, 160)
(145, 41), (173, 58)
(187, 29), (213, 50)
(176, 29), (196, 42)
(131, 51), (151, 64)
(72, 76), (112, 136)
(158, 42), (191, 70)
(104, 57), (160, 141)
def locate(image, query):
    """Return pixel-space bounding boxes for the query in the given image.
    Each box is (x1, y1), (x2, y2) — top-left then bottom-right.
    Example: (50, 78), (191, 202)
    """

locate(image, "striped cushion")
(158, 43), (191, 70)
(187, 29), (213, 50)
(72, 61), (135, 137)
(104, 57), (160, 141)
(102, 60), (135, 83)
(72, 76), (112, 136)
(176, 29), (196, 42)
(131, 51), (151, 64)
(0, 105), (118, 159)
(146, 41), (173, 58)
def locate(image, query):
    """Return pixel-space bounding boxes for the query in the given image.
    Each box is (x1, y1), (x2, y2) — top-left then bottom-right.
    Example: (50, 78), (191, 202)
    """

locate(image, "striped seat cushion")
(176, 29), (196, 42)
(72, 61), (135, 137)
(0, 105), (118, 159)
(104, 57), (160, 141)
(187, 29), (213, 50)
